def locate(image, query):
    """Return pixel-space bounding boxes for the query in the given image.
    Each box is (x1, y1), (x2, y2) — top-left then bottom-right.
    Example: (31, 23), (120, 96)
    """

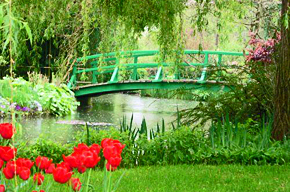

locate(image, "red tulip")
(33, 173), (44, 185)
(45, 163), (55, 174)
(101, 138), (113, 148)
(57, 162), (73, 172)
(3, 161), (16, 179)
(16, 158), (34, 169)
(77, 165), (86, 174)
(18, 166), (30, 180)
(106, 163), (117, 172)
(0, 123), (15, 139)
(82, 151), (100, 168)
(72, 143), (89, 156)
(0, 146), (17, 161)
(0, 185), (5, 192)
(101, 139), (125, 152)
(53, 166), (73, 184)
(35, 156), (52, 170)
(103, 145), (118, 160)
(71, 178), (82, 191)
(111, 140), (125, 153)
(32, 190), (45, 192)
(63, 155), (80, 169)
(90, 144), (101, 155)
(0, 159), (4, 169)
(108, 156), (122, 167)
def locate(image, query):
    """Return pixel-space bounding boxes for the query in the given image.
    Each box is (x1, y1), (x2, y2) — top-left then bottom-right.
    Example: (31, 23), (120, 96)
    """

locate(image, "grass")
(20, 165), (290, 192)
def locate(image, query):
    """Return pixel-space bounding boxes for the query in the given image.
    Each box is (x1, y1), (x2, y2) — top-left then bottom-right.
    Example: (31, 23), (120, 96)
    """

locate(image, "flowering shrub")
(246, 32), (280, 64)
(0, 123), (125, 191)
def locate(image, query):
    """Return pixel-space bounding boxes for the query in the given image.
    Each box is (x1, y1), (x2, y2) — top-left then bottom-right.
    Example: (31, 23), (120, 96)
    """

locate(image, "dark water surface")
(1, 94), (196, 143)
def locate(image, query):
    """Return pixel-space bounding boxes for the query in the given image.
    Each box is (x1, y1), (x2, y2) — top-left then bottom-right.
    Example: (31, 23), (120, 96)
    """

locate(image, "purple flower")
(22, 107), (30, 112)
(15, 105), (22, 111)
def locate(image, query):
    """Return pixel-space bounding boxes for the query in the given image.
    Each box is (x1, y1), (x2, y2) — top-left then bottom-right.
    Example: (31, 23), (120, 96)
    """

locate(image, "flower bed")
(0, 123), (125, 191)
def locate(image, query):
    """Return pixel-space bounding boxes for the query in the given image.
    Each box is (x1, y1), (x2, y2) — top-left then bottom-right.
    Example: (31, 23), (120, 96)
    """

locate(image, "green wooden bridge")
(67, 50), (246, 97)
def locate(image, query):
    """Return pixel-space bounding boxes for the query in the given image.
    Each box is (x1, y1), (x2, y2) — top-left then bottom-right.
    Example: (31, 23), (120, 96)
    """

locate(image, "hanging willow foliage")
(0, 0), (280, 79)
(0, 0), (189, 79)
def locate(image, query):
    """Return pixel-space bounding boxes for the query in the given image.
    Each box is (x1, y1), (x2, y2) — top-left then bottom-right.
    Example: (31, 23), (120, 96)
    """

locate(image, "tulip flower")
(90, 144), (101, 154)
(18, 167), (30, 180)
(53, 166), (74, 184)
(3, 161), (16, 179)
(108, 156), (122, 167)
(77, 165), (86, 174)
(0, 146), (17, 161)
(82, 151), (100, 168)
(57, 162), (72, 172)
(106, 163), (117, 172)
(16, 158), (34, 169)
(62, 155), (80, 169)
(45, 163), (55, 174)
(33, 173), (44, 185)
(35, 156), (52, 170)
(0, 184), (5, 192)
(71, 178), (82, 191)
(0, 123), (15, 139)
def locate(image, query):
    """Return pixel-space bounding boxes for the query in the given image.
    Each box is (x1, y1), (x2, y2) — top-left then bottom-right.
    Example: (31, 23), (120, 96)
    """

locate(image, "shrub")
(17, 139), (72, 163)
(180, 34), (279, 125)
(0, 77), (79, 116)
(71, 119), (290, 167)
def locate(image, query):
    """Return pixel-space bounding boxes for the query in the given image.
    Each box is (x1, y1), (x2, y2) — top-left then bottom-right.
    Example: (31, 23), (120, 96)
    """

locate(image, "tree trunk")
(272, 0), (290, 140)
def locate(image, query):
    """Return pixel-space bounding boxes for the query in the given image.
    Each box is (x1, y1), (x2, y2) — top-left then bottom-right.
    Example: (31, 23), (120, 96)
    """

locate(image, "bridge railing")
(67, 50), (247, 89)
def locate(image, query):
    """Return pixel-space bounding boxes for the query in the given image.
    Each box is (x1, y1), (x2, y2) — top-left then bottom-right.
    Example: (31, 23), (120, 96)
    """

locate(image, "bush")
(0, 77), (79, 116)
(180, 35), (279, 125)
(17, 118), (290, 167)
(72, 120), (290, 167)
(17, 139), (72, 163)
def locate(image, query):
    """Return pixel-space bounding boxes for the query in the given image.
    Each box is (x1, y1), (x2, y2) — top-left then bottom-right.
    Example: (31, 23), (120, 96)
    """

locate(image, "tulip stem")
(108, 170), (112, 192)
(85, 168), (92, 192)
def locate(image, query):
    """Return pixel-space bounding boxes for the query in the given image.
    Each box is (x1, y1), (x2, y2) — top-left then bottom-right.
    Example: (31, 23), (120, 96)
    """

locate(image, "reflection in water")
(1, 93), (197, 143)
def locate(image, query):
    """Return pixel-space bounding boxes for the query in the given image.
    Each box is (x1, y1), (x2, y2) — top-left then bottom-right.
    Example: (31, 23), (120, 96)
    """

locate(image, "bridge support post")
(131, 56), (139, 80)
(217, 54), (222, 81)
(92, 62), (98, 84)
(153, 67), (163, 82)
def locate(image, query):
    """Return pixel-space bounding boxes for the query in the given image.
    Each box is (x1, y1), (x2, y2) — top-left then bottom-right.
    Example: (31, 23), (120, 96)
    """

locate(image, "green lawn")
(30, 165), (290, 192)
(104, 165), (290, 192)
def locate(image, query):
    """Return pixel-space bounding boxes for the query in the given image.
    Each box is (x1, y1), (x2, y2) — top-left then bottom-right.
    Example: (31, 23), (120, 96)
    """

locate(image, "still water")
(12, 94), (196, 143)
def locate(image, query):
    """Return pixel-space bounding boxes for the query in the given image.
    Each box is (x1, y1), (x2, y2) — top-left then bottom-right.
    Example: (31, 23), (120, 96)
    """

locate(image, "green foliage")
(16, 116), (290, 167)
(180, 53), (275, 125)
(34, 83), (79, 116)
(17, 139), (72, 163)
(0, 77), (79, 116)
(71, 117), (290, 168)
(0, 77), (39, 106)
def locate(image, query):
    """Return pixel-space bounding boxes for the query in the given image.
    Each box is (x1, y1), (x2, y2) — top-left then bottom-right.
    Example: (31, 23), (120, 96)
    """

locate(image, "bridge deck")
(73, 79), (230, 97)
(75, 79), (222, 89)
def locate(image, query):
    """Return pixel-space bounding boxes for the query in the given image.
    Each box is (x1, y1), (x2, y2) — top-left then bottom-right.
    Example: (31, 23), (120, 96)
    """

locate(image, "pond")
(1, 93), (197, 143)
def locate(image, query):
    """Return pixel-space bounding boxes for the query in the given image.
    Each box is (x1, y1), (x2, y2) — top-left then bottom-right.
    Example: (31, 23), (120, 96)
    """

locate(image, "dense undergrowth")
(0, 77), (79, 117)
(17, 116), (290, 168)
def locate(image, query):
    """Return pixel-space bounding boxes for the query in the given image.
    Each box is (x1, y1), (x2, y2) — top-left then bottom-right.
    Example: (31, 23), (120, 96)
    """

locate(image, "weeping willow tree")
(0, 0), (188, 79)
(1, 0), (278, 77)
